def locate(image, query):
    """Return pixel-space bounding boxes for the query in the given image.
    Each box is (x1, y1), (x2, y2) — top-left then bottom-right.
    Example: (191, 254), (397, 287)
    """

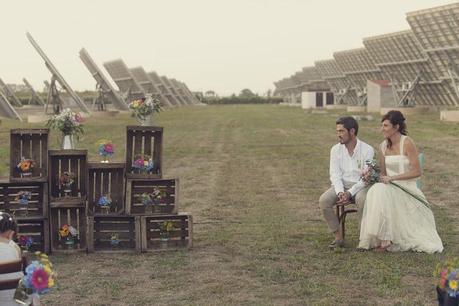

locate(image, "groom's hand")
(337, 191), (351, 204)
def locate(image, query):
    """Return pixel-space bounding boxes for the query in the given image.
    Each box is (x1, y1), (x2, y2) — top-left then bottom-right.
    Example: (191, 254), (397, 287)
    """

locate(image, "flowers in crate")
(97, 139), (114, 159)
(110, 233), (120, 247)
(97, 195), (112, 207)
(58, 172), (75, 191)
(140, 187), (165, 206)
(159, 221), (176, 240)
(15, 251), (55, 300)
(17, 235), (34, 251)
(435, 257), (459, 298)
(46, 108), (84, 138)
(58, 224), (78, 245)
(16, 157), (34, 174)
(128, 95), (162, 120)
(15, 191), (33, 205)
(132, 154), (155, 173)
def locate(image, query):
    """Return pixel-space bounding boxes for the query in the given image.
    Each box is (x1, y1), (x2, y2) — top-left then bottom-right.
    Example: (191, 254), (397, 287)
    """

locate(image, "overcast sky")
(0, 0), (457, 96)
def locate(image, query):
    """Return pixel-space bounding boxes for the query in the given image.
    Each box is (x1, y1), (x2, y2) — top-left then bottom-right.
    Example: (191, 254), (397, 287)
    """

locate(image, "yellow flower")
(48, 277), (55, 288)
(144, 161), (148, 166)
(450, 280), (458, 290)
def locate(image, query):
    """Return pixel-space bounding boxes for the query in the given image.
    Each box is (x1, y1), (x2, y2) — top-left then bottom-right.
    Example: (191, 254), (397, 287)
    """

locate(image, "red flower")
(31, 268), (49, 291)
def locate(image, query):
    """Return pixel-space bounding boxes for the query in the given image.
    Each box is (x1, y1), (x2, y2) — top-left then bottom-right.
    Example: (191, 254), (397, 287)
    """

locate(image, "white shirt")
(329, 138), (374, 196)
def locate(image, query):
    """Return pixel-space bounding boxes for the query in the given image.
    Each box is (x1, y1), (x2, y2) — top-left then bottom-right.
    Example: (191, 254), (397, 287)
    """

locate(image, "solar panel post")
(0, 78), (23, 107)
(26, 32), (91, 114)
(23, 78), (45, 106)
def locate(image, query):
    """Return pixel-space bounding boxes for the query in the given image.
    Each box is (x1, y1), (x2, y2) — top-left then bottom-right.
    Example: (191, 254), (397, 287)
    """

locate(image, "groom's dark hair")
(336, 116), (359, 136)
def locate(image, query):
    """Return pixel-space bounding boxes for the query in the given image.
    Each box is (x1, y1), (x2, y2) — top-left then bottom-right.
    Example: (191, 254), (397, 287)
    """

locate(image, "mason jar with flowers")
(46, 108), (84, 149)
(128, 94), (162, 126)
(97, 139), (114, 163)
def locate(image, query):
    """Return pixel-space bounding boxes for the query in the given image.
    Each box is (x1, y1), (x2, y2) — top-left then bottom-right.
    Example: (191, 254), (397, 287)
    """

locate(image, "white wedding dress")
(358, 136), (443, 253)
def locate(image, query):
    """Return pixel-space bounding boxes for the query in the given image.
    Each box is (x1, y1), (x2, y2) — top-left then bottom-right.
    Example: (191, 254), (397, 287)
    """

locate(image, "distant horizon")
(1, 0), (457, 96)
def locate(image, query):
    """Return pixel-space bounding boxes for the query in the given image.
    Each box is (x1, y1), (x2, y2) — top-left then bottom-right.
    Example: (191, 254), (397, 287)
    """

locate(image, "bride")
(358, 110), (443, 253)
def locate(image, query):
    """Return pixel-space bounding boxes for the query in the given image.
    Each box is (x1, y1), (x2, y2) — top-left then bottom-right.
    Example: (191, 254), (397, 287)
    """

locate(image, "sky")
(0, 0), (458, 96)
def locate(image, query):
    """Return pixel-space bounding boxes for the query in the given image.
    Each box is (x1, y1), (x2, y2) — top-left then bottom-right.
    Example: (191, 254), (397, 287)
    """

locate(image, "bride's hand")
(380, 176), (392, 184)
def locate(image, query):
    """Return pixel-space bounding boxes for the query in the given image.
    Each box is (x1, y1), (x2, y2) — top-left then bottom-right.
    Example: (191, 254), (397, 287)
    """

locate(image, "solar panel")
(0, 91), (22, 120)
(406, 2), (459, 106)
(103, 59), (145, 102)
(148, 71), (181, 106)
(170, 79), (192, 105)
(179, 81), (199, 104)
(364, 30), (456, 106)
(23, 78), (45, 105)
(315, 59), (357, 104)
(0, 78), (23, 107)
(160, 76), (187, 106)
(79, 48), (129, 110)
(129, 67), (172, 107)
(26, 32), (91, 114)
(334, 48), (384, 105)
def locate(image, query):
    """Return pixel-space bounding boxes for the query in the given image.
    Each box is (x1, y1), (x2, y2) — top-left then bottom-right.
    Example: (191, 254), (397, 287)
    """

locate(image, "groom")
(319, 116), (374, 248)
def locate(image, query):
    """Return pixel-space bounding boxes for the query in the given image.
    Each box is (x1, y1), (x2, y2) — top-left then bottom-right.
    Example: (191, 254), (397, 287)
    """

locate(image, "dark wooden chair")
(0, 256), (26, 291)
(335, 200), (357, 240)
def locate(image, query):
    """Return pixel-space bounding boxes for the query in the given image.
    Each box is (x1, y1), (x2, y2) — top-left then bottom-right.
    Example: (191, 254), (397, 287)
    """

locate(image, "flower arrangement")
(46, 108), (84, 138)
(97, 139), (114, 162)
(58, 224), (78, 247)
(128, 95), (162, 121)
(58, 171), (76, 196)
(15, 191), (33, 205)
(159, 220), (176, 240)
(132, 154), (155, 174)
(97, 195), (112, 214)
(140, 187), (165, 213)
(16, 157), (34, 176)
(110, 233), (120, 247)
(14, 252), (55, 303)
(17, 235), (34, 251)
(435, 258), (459, 298)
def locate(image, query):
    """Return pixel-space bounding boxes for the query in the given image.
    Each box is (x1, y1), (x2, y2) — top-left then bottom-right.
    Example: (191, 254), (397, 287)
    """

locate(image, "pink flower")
(104, 144), (114, 153)
(134, 159), (144, 167)
(74, 113), (83, 123)
(31, 268), (49, 291)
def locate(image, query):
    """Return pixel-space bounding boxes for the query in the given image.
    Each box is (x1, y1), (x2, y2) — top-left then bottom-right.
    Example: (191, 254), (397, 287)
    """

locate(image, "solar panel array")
(103, 59), (146, 101)
(148, 71), (181, 106)
(274, 2), (459, 108)
(129, 66), (172, 107)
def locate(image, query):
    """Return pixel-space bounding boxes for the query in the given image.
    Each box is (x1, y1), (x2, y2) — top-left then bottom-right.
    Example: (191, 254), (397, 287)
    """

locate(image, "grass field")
(1, 105), (458, 305)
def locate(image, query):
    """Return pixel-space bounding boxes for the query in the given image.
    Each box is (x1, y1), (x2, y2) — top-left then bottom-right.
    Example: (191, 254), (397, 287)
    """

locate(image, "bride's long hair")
(382, 110), (407, 148)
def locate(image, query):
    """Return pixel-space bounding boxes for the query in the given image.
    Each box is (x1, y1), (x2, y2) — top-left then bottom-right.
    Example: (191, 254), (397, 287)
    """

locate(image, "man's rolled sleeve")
(329, 146), (344, 195)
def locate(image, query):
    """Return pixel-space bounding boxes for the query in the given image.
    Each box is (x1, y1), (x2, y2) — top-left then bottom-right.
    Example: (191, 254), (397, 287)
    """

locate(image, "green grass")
(1, 105), (458, 305)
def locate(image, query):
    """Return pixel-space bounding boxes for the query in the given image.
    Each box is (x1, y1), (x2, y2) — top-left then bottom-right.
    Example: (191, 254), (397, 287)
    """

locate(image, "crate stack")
(123, 126), (192, 252)
(3, 129), (50, 253)
(1, 125), (193, 254)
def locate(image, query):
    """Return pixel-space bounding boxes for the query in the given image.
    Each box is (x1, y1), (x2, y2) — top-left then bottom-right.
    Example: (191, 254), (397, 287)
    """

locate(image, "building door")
(326, 92), (334, 105)
(316, 92), (323, 107)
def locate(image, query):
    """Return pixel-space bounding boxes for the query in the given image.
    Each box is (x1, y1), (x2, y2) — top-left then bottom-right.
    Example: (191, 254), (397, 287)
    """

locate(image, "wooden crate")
(87, 162), (125, 215)
(141, 213), (192, 252)
(50, 206), (87, 253)
(48, 150), (87, 207)
(125, 126), (163, 179)
(87, 216), (141, 253)
(125, 178), (179, 215)
(15, 217), (50, 254)
(10, 129), (49, 182)
(0, 180), (47, 218)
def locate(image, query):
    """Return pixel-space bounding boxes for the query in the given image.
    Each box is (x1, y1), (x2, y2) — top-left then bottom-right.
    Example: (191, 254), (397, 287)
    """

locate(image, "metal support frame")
(0, 78), (22, 107)
(447, 59), (459, 106)
(23, 78), (45, 106)
(45, 75), (64, 115)
(92, 83), (107, 111)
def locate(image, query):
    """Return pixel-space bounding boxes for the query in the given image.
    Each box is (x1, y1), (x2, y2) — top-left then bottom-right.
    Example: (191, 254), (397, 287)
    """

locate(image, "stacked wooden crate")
(4, 129), (50, 253)
(1, 125), (193, 254)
